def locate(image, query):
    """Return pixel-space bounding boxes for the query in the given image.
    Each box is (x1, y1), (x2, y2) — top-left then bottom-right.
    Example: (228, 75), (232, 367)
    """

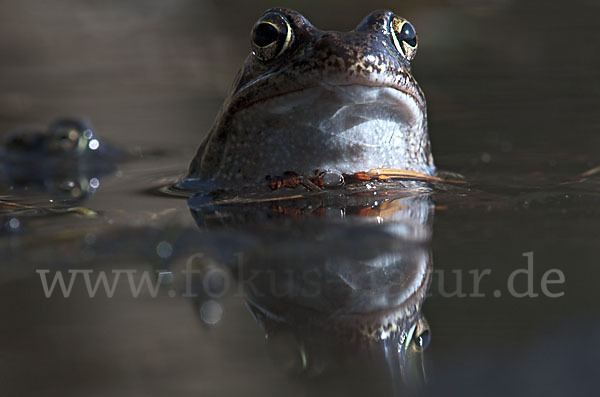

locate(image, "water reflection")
(186, 186), (435, 392)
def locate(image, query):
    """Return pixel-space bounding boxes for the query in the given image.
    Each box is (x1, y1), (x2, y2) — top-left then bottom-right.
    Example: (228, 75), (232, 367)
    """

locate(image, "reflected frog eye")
(251, 12), (294, 62)
(413, 327), (430, 351)
(408, 316), (430, 352)
(390, 17), (418, 61)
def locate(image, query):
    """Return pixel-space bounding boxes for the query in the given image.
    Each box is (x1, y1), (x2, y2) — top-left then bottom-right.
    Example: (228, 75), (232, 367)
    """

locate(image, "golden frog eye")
(251, 12), (294, 62)
(390, 16), (418, 61)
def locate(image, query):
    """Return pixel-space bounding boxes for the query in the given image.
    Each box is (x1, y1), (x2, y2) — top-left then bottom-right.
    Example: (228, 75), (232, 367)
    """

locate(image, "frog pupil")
(400, 23), (417, 47)
(414, 329), (430, 350)
(253, 23), (279, 47)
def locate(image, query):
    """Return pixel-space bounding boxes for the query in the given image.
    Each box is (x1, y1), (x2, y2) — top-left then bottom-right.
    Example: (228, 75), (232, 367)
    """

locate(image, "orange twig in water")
(365, 168), (466, 184)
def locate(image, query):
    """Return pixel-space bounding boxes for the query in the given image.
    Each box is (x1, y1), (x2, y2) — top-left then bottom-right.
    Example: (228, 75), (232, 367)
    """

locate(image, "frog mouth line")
(242, 84), (425, 132)
(235, 82), (424, 116)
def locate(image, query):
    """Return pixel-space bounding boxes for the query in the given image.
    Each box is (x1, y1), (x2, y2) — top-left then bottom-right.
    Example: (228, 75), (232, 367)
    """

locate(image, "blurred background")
(1, 0), (599, 165)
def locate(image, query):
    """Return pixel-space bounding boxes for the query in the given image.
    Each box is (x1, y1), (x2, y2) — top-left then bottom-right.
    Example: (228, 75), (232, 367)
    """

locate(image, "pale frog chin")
(223, 85), (426, 178)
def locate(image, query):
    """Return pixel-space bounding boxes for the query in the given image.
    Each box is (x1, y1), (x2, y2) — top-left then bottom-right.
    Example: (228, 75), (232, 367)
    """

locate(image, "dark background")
(2, 0), (599, 161)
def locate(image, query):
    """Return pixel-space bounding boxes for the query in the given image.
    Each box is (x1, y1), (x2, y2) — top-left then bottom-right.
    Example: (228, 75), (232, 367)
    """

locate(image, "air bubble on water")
(88, 139), (100, 150)
(200, 300), (223, 325)
(8, 218), (20, 229)
(83, 129), (93, 139)
(156, 241), (173, 259)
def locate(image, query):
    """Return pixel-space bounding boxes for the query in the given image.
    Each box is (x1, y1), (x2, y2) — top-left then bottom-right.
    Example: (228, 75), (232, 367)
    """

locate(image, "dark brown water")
(1, 0), (599, 396)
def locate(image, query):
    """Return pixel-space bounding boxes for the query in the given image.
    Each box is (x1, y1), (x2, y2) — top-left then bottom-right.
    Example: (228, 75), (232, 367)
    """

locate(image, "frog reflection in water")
(185, 8), (434, 189)
(0, 119), (117, 199)
(187, 189), (433, 386)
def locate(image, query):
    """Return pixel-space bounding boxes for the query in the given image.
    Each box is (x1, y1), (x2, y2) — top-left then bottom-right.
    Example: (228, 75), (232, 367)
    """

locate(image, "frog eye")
(251, 12), (294, 62)
(47, 119), (95, 153)
(390, 17), (418, 61)
(406, 316), (430, 352)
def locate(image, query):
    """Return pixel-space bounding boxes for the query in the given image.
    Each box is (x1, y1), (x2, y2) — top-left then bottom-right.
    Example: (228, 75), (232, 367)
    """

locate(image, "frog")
(0, 118), (119, 198)
(184, 8), (434, 190)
